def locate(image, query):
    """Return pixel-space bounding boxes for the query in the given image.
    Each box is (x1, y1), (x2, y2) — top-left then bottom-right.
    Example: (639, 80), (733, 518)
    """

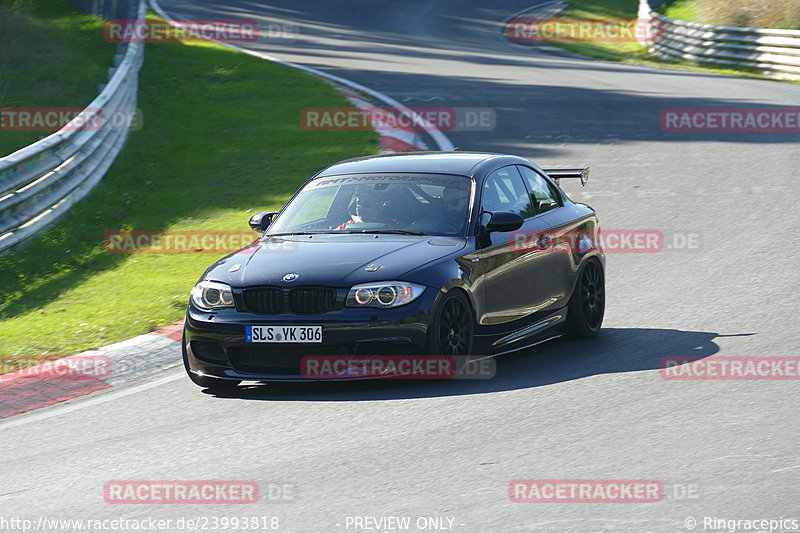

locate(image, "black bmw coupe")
(183, 152), (605, 388)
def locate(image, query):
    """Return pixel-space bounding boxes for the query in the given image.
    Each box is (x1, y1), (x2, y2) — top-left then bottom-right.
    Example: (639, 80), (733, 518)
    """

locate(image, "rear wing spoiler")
(543, 167), (590, 186)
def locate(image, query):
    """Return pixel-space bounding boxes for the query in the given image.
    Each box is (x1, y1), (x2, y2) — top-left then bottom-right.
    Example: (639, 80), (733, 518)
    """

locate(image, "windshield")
(267, 173), (473, 236)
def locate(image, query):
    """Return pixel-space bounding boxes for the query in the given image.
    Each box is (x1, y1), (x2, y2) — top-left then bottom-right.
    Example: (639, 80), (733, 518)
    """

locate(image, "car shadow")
(203, 327), (749, 401)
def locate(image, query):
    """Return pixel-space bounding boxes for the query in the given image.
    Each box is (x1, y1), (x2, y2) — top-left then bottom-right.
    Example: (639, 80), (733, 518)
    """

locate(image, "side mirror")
(249, 211), (278, 232)
(484, 211), (524, 233)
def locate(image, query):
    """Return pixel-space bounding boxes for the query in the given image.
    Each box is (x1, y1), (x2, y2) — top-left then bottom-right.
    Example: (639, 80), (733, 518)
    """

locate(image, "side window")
(482, 167), (534, 219)
(518, 166), (561, 215)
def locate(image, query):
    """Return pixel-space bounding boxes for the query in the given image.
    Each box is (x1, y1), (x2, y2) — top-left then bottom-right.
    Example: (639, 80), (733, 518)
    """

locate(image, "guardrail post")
(638, 0), (657, 46)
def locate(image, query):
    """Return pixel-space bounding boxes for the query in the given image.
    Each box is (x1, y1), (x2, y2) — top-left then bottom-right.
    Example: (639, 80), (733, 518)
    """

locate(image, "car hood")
(204, 234), (466, 287)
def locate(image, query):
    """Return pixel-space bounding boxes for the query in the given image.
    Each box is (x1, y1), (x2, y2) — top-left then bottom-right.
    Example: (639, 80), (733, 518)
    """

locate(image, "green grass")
(659, 0), (800, 29)
(660, 0), (702, 23)
(548, 0), (798, 82)
(548, 0), (651, 62)
(0, 10), (378, 365)
(0, 0), (117, 156)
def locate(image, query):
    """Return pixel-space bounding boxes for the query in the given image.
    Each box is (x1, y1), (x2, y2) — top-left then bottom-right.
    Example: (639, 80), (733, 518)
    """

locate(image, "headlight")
(191, 280), (235, 310)
(346, 281), (425, 309)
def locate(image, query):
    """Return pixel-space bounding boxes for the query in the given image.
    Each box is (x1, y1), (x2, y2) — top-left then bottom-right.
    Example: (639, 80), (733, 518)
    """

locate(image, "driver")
(335, 187), (401, 230)
(442, 186), (470, 228)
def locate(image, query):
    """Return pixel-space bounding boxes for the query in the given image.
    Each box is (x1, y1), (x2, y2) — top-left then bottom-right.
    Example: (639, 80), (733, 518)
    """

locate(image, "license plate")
(246, 325), (323, 343)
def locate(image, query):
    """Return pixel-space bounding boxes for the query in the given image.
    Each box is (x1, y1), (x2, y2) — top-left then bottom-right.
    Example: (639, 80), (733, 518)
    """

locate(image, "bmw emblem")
(282, 273), (299, 282)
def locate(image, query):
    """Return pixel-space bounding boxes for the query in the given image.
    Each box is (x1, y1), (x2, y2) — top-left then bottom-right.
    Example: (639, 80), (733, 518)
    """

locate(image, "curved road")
(3, 1), (799, 532)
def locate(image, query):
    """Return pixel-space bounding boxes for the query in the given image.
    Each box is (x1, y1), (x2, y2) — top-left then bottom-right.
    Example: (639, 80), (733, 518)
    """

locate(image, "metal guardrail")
(640, 0), (800, 80)
(0, 0), (145, 253)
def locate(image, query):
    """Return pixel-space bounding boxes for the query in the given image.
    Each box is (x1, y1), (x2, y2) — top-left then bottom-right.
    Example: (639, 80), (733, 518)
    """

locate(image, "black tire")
(182, 332), (241, 390)
(566, 258), (605, 338)
(427, 290), (474, 356)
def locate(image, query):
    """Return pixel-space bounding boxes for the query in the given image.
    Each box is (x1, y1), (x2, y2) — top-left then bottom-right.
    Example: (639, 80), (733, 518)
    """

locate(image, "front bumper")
(183, 287), (439, 382)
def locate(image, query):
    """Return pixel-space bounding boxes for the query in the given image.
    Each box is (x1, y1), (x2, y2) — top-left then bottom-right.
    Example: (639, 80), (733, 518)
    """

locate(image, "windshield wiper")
(350, 229), (425, 236)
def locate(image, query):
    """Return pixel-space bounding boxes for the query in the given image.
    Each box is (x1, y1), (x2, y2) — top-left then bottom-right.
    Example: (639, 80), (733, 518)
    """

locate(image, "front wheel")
(566, 258), (605, 338)
(427, 290), (474, 356)
(182, 331), (241, 390)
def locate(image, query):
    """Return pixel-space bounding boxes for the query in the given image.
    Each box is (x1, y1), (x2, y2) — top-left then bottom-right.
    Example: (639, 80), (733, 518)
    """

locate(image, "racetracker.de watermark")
(660, 356), (800, 380)
(507, 17), (663, 42)
(102, 231), (273, 254)
(301, 355), (496, 380)
(0, 354), (111, 381)
(104, 19), (260, 43)
(103, 481), (260, 504)
(509, 229), (702, 254)
(509, 480), (664, 503)
(1, 107), (143, 132)
(301, 107), (495, 132)
(660, 108), (800, 132)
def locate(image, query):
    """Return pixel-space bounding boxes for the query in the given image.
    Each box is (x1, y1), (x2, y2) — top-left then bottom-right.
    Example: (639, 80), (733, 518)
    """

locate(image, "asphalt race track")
(2, 1), (799, 532)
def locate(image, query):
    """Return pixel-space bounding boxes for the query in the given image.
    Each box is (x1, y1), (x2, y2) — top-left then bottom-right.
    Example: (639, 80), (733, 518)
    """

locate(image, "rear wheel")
(182, 331), (241, 390)
(427, 290), (474, 356)
(567, 258), (605, 338)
